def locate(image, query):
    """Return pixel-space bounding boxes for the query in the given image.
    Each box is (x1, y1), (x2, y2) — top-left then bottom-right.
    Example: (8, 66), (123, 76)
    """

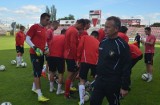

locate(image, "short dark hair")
(40, 13), (50, 20)
(20, 26), (25, 30)
(76, 19), (86, 27)
(61, 29), (66, 34)
(145, 27), (151, 31)
(52, 21), (59, 25)
(119, 26), (128, 33)
(107, 16), (121, 30)
(91, 31), (99, 37)
(85, 19), (91, 25)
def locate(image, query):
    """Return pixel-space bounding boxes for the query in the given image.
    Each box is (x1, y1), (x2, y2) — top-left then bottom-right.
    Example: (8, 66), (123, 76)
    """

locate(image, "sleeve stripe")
(115, 40), (120, 54)
(118, 39), (125, 48)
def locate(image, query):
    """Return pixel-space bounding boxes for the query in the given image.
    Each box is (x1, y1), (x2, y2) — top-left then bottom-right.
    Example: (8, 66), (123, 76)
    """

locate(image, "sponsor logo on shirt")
(99, 47), (103, 50)
(36, 59), (39, 62)
(37, 31), (41, 32)
(109, 50), (115, 57)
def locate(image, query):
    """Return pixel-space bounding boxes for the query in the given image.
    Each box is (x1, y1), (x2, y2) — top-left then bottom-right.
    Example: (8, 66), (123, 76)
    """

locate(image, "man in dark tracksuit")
(90, 16), (131, 105)
(134, 33), (141, 48)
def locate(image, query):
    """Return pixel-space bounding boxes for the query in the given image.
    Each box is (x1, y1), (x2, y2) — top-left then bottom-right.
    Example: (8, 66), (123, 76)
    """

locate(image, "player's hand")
(76, 61), (80, 68)
(140, 39), (145, 45)
(120, 88), (128, 97)
(33, 46), (43, 56)
(44, 46), (49, 55)
(20, 45), (23, 47)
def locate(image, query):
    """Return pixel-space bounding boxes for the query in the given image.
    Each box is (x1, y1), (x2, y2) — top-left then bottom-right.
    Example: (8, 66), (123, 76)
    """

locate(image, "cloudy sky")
(0, 0), (160, 26)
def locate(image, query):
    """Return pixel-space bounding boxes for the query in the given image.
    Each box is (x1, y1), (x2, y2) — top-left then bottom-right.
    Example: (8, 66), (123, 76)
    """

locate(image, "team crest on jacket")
(109, 50), (115, 57)
(36, 59), (39, 62)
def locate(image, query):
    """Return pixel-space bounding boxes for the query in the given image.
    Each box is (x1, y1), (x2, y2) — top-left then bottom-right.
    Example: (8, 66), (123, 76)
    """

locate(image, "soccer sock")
(32, 82), (36, 90)
(148, 73), (152, 78)
(36, 89), (42, 97)
(19, 56), (22, 64)
(70, 82), (73, 88)
(79, 85), (85, 104)
(57, 83), (62, 91)
(50, 82), (54, 89)
(65, 79), (71, 97)
(42, 66), (46, 72)
(16, 56), (20, 65)
(48, 73), (50, 80)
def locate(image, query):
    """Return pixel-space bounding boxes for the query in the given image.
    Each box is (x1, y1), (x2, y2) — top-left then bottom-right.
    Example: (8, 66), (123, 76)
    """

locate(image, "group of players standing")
(15, 12), (156, 105)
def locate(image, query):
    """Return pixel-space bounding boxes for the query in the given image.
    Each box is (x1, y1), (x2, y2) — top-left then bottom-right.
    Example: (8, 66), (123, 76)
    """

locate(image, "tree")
(50, 5), (56, 21)
(45, 5), (56, 21)
(45, 6), (50, 14)
(58, 14), (75, 20)
(68, 14), (75, 20)
(151, 23), (160, 27)
(16, 24), (22, 29)
(11, 22), (16, 35)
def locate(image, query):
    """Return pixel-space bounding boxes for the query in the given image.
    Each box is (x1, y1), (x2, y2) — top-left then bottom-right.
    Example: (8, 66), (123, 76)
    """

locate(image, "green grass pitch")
(0, 36), (160, 105)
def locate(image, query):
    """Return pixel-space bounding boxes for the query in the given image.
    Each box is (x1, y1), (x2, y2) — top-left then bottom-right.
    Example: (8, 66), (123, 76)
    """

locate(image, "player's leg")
(106, 90), (120, 105)
(20, 46), (24, 63)
(79, 63), (90, 105)
(90, 64), (97, 79)
(70, 68), (80, 91)
(145, 53), (154, 82)
(16, 46), (22, 67)
(105, 83), (120, 105)
(47, 57), (56, 92)
(56, 57), (65, 95)
(46, 62), (49, 79)
(64, 59), (78, 98)
(41, 56), (48, 78)
(65, 72), (74, 98)
(90, 77), (105, 105)
(70, 68), (79, 91)
(30, 54), (49, 101)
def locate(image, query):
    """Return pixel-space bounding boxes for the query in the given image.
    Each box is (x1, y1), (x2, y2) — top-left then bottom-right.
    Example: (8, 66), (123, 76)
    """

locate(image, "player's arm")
(134, 36), (137, 41)
(77, 36), (85, 63)
(26, 25), (43, 56)
(144, 39), (155, 45)
(26, 36), (43, 56)
(25, 36), (35, 48)
(44, 42), (49, 55)
(70, 31), (78, 57)
(120, 44), (131, 97)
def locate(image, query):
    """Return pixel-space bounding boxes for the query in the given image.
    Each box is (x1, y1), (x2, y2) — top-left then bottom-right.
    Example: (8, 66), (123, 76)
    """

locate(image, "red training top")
(64, 26), (79, 60)
(79, 30), (88, 40)
(49, 35), (65, 58)
(77, 35), (100, 65)
(15, 31), (25, 46)
(129, 44), (142, 59)
(46, 28), (54, 47)
(26, 24), (47, 54)
(98, 28), (105, 42)
(145, 35), (156, 53)
(118, 32), (129, 43)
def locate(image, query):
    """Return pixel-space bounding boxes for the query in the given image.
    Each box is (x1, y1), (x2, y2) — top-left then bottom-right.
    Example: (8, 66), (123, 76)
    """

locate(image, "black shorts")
(144, 53), (154, 65)
(30, 54), (44, 77)
(66, 59), (78, 72)
(16, 46), (24, 54)
(47, 57), (65, 73)
(131, 54), (143, 69)
(79, 62), (97, 80)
